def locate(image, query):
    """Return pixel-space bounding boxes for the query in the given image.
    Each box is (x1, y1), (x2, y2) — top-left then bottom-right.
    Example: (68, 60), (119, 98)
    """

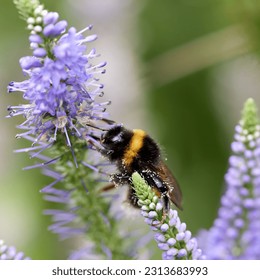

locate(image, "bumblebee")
(92, 124), (183, 212)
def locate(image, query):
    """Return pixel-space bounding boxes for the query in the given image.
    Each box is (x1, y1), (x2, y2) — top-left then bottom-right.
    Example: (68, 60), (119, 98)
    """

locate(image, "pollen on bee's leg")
(160, 210), (168, 224)
(152, 193), (170, 225)
(152, 187), (161, 198)
(98, 183), (116, 193)
(149, 199), (169, 226)
(151, 210), (167, 226)
(110, 173), (129, 185)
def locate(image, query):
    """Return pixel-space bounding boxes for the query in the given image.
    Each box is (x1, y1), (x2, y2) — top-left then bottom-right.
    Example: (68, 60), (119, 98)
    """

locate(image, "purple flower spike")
(7, 2), (117, 252)
(132, 172), (203, 260)
(8, 7), (109, 151)
(0, 240), (30, 260)
(198, 98), (260, 259)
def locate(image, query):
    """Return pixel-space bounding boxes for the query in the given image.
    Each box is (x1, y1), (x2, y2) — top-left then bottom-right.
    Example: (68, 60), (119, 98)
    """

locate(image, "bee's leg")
(98, 171), (129, 194)
(99, 171), (129, 194)
(110, 173), (129, 185)
(127, 186), (139, 208)
(99, 182), (116, 193)
(161, 194), (170, 213)
(86, 136), (103, 151)
(86, 137), (114, 157)
(101, 118), (116, 125)
(140, 170), (170, 223)
(110, 173), (140, 208)
(84, 118), (116, 131)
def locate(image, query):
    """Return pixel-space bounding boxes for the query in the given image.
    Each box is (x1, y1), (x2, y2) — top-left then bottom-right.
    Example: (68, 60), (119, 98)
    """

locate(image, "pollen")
(123, 129), (146, 166)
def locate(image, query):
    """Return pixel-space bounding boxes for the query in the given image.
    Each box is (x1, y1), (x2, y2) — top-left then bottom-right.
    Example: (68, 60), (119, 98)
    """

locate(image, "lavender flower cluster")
(198, 98), (260, 259)
(8, 3), (108, 152)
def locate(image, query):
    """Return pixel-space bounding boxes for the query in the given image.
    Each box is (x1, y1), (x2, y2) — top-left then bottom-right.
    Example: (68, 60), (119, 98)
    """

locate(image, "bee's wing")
(156, 160), (183, 210)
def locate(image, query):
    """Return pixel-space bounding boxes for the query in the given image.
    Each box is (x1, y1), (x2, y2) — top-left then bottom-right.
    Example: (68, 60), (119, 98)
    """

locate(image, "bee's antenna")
(86, 118), (116, 131)
(86, 123), (109, 131)
(102, 118), (116, 125)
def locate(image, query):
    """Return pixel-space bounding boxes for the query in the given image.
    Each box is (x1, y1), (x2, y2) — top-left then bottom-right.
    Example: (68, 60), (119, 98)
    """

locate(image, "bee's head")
(101, 124), (126, 148)
(100, 124), (133, 160)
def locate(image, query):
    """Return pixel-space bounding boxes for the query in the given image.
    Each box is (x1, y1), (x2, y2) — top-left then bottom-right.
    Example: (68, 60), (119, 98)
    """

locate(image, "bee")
(89, 123), (183, 212)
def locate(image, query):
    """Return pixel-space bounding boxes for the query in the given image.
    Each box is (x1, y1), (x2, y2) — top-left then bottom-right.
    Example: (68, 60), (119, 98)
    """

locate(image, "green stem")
(50, 134), (130, 259)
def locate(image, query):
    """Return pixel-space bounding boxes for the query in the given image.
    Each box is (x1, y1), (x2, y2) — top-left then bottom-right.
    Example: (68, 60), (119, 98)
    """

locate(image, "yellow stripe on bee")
(123, 129), (146, 166)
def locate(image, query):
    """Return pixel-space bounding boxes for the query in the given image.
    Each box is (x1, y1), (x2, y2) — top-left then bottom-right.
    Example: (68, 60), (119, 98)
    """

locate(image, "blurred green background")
(1, 0), (260, 259)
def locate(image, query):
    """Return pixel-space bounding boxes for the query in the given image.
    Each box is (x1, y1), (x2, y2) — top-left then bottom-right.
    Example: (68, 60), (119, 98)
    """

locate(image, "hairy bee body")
(99, 125), (183, 212)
